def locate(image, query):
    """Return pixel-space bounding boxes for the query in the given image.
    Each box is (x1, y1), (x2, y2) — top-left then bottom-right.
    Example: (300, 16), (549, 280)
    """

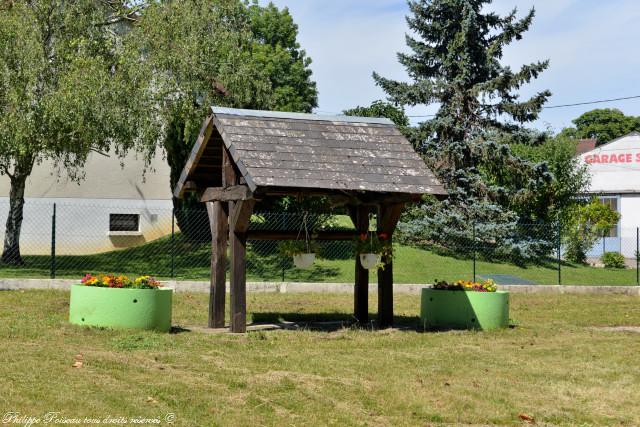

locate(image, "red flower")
(378, 232), (389, 240)
(359, 233), (367, 241)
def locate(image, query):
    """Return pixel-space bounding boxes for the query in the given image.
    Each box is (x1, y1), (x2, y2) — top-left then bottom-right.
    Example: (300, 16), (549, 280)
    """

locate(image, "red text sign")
(584, 152), (640, 164)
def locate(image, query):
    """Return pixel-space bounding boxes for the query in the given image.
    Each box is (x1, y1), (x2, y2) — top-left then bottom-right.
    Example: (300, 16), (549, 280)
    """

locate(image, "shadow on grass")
(251, 311), (420, 331)
(169, 326), (191, 334)
(0, 234), (346, 282)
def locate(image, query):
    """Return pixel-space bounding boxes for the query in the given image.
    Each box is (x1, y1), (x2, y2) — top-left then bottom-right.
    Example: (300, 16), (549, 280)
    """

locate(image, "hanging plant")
(278, 210), (319, 269)
(354, 232), (393, 270)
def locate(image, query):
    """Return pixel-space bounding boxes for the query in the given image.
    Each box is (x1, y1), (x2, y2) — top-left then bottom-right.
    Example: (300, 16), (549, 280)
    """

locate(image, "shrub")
(601, 252), (626, 269)
(564, 199), (620, 264)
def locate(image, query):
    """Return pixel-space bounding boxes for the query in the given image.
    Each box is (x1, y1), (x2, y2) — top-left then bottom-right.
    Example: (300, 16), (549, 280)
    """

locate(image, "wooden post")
(206, 201), (228, 328)
(376, 203), (404, 328)
(353, 205), (369, 324)
(229, 199), (255, 333)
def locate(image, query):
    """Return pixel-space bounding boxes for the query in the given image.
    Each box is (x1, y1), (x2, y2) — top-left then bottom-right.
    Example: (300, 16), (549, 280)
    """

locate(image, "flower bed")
(421, 279), (508, 331)
(433, 279), (498, 292)
(69, 274), (172, 332)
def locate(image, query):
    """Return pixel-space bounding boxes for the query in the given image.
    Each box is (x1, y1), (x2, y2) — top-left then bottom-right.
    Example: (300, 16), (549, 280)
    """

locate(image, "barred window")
(109, 214), (140, 232)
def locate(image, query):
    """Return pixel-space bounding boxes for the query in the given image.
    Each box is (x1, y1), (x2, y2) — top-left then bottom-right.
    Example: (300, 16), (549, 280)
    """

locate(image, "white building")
(0, 150), (173, 255)
(578, 132), (640, 258)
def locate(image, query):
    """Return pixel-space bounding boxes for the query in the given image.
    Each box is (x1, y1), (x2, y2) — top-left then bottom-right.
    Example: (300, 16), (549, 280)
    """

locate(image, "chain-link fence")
(0, 199), (638, 286)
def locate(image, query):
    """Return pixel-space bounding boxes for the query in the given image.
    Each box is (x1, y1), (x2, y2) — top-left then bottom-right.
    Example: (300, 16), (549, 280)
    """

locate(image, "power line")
(542, 94), (640, 109)
(316, 94), (640, 118)
(405, 95), (640, 118)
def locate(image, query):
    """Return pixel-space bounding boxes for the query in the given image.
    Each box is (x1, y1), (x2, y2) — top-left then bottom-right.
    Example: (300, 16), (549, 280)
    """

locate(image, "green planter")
(69, 285), (173, 332)
(420, 288), (509, 331)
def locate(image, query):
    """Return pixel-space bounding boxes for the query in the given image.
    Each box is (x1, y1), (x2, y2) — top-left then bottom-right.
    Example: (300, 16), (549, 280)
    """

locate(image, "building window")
(109, 214), (140, 232)
(599, 197), (619, 238)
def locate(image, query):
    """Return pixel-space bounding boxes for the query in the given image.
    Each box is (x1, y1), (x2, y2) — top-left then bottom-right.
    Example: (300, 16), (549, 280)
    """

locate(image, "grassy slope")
(0, 235), (637, 285)
(1, 290), (640, 426)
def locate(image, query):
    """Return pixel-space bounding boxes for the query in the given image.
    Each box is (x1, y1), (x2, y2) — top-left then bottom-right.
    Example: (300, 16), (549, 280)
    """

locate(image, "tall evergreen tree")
(375, 0), (554, 260)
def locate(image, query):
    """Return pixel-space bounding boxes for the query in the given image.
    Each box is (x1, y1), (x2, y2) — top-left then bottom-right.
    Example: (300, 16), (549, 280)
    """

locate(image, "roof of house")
(173, 107), (446, 198)
(576, 138), (597, 155)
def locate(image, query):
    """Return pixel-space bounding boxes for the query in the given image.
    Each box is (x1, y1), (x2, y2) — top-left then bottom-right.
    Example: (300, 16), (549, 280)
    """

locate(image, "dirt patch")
(591, 326), (640, 333)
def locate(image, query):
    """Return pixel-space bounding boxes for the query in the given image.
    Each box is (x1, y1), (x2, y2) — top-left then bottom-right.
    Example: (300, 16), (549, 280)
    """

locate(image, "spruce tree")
(375, 0), (555, 261)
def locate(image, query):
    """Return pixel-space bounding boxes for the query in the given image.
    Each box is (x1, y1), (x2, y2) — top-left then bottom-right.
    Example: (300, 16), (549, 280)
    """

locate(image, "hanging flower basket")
(293, 253), (316, 269)
(279, 240), (320, 269)
(359, 253), (381, 270)
(354, 231), (392, 270)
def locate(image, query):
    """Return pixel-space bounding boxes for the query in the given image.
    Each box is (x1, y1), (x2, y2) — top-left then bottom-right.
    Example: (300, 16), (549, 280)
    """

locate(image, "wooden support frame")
(229, 199), (256, 333)
(376, 203), (405, 328)
(200, 185), (253, 203)
(352, 205), (370, 324)
(246, 230), (356, 241)
(206, 201), (228, 328)
(175, 111), (441, 333)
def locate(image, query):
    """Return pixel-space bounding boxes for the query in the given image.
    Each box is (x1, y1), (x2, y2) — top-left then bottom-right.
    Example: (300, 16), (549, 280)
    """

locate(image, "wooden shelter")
(173, 107), (446, 332)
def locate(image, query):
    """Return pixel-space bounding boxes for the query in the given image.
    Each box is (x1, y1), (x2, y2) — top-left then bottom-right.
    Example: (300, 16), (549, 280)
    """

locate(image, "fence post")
(636, 227), (639, 286)
(472, 223), (476, 282)
(281, 256), (286, 282)
(557, 221), (562, 286)
(602, 230), (606, 255)
(170, 208), (175, 278)
(50, 203), (56, 279)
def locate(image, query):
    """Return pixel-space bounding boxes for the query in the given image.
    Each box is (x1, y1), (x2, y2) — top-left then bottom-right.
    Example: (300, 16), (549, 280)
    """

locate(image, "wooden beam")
(260, 188), (422, 207)
(222, 146), (235, 188)
(229, 229), (247, 333)
(376, 203), (405, 329)
(183, 181), (198, 192)
(229, 199), (255, 333)
(378, 203), (405, 234)
(173, 116), (214, 198)
(206, 201), (228, 329)
(229, 199), (256, 234)
(200, 185), (253, 203)
(246, 230), (356, 241)
(353, 205), (369, 324)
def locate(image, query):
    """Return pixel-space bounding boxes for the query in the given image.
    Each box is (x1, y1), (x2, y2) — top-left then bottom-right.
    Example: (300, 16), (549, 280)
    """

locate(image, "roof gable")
(578, 132), (640, 157)
(174, 107), (446, 198)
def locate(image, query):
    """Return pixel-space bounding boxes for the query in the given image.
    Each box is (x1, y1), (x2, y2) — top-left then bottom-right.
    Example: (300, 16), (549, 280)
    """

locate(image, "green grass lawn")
(1, 234), (638, 285)
(1, 290), (640, 425)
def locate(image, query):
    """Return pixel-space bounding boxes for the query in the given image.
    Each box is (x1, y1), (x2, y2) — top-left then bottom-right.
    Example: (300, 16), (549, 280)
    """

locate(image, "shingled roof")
(173, 107), (446, 198)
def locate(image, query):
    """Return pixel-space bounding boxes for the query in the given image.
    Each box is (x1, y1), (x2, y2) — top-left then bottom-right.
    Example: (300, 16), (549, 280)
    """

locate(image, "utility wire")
(405, 94), (640, 118)
(541, 94), (640, 109)
(317, 95), (640, 118)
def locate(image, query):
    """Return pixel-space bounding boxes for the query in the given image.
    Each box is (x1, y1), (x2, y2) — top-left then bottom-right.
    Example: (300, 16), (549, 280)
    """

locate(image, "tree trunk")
(2, 173), (28, 265)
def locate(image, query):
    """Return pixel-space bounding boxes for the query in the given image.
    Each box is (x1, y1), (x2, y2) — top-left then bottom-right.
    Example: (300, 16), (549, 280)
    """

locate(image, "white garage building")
(579, 132), (640, 259)
(0, 149), (173, 255)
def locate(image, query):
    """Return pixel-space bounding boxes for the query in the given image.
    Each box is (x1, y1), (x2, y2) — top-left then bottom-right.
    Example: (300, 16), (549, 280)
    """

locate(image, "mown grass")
(0, 234), (637, 285)
(1, 290), (639, 426)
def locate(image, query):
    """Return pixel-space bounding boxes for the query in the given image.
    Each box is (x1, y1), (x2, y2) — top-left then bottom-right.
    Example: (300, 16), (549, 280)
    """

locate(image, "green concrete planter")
(420, 288), (509, 331)
(69, 285), (173, 332)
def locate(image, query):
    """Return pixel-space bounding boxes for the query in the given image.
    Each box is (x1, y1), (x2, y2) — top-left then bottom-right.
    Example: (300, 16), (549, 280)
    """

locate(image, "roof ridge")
(211, 106), (395, 126)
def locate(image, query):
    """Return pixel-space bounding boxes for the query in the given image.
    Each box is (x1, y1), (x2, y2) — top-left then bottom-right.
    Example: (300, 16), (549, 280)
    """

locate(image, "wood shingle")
(174, 107), (446, 198)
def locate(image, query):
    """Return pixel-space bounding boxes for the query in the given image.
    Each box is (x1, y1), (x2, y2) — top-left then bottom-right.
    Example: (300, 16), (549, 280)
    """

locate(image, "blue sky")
(261, 0), (640, 132)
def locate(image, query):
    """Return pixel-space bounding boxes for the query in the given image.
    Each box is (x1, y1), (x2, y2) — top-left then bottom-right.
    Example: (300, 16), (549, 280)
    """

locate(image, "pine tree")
(375, 0), (555, 261)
